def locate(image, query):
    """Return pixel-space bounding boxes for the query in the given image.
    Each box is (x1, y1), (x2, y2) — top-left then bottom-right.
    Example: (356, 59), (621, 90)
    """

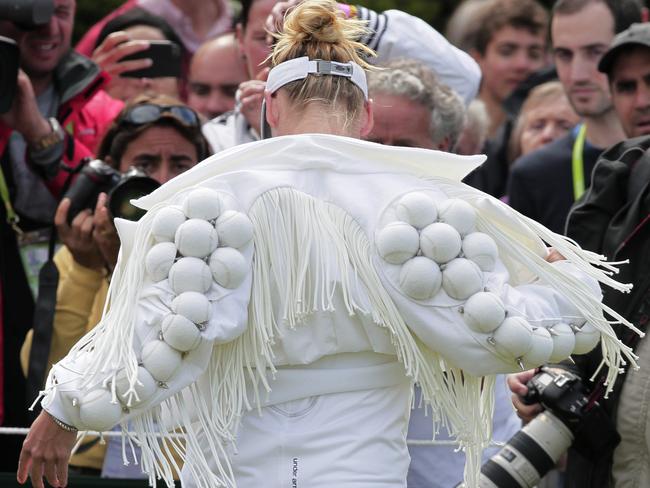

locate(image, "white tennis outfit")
(41, 135), (631, 488)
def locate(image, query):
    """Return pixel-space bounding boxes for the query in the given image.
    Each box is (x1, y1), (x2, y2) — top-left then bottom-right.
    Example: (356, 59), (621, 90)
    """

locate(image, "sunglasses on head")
(119, 104), (201, 128)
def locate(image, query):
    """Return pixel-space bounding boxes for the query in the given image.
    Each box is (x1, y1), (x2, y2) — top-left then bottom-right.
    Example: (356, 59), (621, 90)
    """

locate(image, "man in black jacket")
(508, 21), (650, 487)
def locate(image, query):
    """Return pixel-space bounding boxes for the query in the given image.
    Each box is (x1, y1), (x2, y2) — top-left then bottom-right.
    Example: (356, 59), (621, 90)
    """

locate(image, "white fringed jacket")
(40, 135), (638, 488)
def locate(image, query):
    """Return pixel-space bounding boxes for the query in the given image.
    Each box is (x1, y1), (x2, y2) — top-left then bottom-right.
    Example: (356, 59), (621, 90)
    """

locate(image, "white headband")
(266, 56), (368, 100)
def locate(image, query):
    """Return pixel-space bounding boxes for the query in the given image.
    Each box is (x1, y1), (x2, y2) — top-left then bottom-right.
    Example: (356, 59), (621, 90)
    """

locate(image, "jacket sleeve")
(356, 6), (481, 105)
(41, 199), (254, 433)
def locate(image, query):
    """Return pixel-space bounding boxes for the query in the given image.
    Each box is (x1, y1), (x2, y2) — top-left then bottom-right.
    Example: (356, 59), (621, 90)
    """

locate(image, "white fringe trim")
(431, 178), (640, 396)
(246, 188), (495, 488)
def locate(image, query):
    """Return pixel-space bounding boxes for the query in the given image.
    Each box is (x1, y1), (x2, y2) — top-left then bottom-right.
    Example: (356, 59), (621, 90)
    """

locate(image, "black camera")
(0, 0), (54, 29)
(64, 159), (160, 223)
(0, 0), (54, 113)
(478, 367), (618, 488)
(0, 35), (18, 113)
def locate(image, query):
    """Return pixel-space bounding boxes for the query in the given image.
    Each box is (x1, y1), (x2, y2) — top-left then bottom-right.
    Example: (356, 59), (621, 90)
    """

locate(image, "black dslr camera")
(478, 367), (619, 488)
(0, 0), (54, 113)
(64, 159), (160, 223)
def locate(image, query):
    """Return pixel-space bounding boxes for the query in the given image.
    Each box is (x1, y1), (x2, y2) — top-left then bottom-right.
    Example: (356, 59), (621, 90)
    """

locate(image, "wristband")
(47, 411), (78, 433)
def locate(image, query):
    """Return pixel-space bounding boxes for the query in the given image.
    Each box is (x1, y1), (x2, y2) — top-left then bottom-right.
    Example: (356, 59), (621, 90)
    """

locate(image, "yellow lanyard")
(0, 166), (22, 235)
(571, 124), (587, 201)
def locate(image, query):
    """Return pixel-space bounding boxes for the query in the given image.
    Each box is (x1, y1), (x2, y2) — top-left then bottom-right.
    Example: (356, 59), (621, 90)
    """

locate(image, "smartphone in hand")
(120, 40), (182, 78)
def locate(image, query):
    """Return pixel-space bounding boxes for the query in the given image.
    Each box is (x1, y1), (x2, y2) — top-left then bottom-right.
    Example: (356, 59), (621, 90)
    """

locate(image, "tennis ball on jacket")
(79, 389), (123, 432)
(215, 210), (254, 249)
(151, 206), (186, 243)
(141, 339), (182, 382)
(521, 327), (554, 368)
(168, 257), (213, 294)
(438, 199), (476, 236)
(462, 232), (498, 272)
(441, 258), (483, 300)
(209, 247), (249, 289)
(174, 219), (219, 258)
(399, 256), (442, 300)
(572, 322), (600, 355)
(420, 222), (462, 264)
(145, 242), (177, 282)
(182, 187), (222, 220)
(462, 292), (506, 333)
(492, 316), (534, 359)
(162, 314), (202, 352)
(376, 221), (420, 265)
(172, 291), (211, 325)
(548, 323), (576, 363)
(114, 366), (157, 408)
(395, 192), (438, 229)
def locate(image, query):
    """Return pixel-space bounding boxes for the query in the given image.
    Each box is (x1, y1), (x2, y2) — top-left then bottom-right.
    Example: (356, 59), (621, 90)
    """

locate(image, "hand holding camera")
(92, 193), (120, 273)
(55, 196), (110, 271)
(507, 369), (543, 423)
(480, 367), (619, 487)
(58, 159), (160, 271)
(0, 68), (51, 144)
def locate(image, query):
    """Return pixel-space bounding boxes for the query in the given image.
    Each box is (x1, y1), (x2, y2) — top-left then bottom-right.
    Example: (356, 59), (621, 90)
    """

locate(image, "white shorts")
(181, 382), (412, 487)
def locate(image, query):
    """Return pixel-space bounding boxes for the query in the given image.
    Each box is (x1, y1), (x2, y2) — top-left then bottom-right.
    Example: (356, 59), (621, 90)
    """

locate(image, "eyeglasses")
(119, 104), (201, 128)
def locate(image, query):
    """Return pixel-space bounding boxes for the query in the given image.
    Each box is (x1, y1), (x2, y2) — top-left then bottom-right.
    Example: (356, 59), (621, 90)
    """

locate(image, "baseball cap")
(599, 22), (650, 75)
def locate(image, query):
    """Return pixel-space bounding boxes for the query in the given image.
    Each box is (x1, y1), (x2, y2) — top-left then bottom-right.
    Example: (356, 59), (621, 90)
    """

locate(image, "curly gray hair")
(368, 59), (466, 149)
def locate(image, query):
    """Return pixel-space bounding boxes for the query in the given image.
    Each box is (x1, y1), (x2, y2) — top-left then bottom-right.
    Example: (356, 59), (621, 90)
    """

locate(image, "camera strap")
(25, 169), (76, 416)
(0, 166), (22, 236)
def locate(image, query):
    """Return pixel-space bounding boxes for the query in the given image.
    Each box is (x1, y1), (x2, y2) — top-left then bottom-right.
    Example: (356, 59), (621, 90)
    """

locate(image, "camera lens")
(108, 176), (160, 221)
(479, 411), (573, 487)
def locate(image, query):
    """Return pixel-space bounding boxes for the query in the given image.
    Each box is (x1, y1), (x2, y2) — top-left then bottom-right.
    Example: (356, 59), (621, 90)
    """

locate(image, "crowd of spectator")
(1, 0), (650, 487)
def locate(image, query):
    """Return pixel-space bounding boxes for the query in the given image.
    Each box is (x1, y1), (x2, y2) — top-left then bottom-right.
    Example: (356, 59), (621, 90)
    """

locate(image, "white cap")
(266, 56), (368, 100)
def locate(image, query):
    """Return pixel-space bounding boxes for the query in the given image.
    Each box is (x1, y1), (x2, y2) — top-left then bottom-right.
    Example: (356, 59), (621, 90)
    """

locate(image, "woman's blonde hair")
(269, 0), (375, 124)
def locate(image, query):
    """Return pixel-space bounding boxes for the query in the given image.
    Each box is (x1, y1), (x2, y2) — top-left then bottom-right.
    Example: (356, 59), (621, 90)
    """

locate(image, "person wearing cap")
(598, 22), (650, 139)
(508, 19), (650, 488)
(507, 0), (642, 235)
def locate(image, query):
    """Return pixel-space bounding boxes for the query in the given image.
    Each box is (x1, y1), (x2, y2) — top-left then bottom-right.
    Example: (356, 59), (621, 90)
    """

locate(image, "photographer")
(0, 0), (123, 471)
(20, 94), (209, 477)
(508, 21), (650, 488)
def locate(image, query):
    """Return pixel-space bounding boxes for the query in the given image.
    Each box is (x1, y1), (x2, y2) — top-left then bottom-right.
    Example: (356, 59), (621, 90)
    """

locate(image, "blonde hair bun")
(272, 0), (374, 69)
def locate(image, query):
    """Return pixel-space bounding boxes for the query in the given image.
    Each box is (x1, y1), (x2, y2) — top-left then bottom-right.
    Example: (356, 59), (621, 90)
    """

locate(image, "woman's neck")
(276, 106), (361, 139)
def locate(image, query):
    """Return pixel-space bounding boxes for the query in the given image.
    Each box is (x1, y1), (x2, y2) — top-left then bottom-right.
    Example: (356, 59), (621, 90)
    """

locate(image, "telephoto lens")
(478, 410), (573, 487)
(476, 367), (597, 488)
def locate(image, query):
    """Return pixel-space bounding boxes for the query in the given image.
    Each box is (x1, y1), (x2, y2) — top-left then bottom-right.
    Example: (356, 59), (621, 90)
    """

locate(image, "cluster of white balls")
(376, 191), (601, 371)
(462, 292), (601, 368)
(77, 188), (254, 431)
(377, 191), (496, 301)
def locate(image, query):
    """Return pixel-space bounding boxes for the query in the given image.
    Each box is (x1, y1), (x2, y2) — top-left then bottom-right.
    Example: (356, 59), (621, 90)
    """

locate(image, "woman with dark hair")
(20, 93), (208, 478)
(90, 9), (187, 102)
(18, 3), (631, 488)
